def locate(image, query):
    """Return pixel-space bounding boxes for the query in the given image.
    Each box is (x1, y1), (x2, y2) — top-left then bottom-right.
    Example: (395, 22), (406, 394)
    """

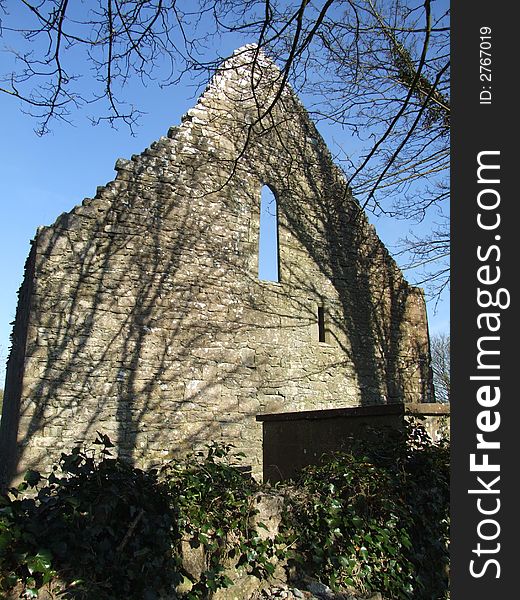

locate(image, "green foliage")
(0, 433), (181, 599)
(160, 442), (277, 599)
(0, 438), (276, 600)
(280, 421), (450, 600)
(0, 425), (449, 600)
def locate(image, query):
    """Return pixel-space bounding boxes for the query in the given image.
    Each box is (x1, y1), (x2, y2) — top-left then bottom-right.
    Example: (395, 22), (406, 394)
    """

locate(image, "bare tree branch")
(430, 332), (450, 403)
(1, 0), (450, 299)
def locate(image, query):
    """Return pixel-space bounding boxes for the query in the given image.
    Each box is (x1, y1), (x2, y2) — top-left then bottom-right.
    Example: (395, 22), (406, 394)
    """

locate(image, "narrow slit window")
(258, 185), (280, 282)
(318, 306), (326, 343)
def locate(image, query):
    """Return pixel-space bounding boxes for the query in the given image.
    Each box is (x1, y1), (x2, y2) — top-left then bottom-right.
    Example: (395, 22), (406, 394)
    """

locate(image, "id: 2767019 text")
(479, 27), (492, 105)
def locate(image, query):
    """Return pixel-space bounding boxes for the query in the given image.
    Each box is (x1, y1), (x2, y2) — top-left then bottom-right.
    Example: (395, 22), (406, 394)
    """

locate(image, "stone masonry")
(0, 46), (433, 485)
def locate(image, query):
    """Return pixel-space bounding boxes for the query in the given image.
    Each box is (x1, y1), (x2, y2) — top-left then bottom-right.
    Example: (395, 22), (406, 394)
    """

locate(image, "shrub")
(0, 423), (449, 600)
(160, 442), (277, 599)
(280, 421), (450, 599)
(0, 433), (181, 599)
(0, 438), (277, 600)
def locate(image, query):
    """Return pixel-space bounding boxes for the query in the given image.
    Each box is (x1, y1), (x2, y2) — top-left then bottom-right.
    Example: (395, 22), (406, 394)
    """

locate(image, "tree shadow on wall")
(0, 65), (432, 488)
(250, 112), (429, 406)
(0, 155), (271, 483)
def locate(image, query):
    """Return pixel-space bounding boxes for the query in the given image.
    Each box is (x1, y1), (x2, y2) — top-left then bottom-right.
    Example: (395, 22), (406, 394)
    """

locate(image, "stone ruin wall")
(0, 48), (433, 484)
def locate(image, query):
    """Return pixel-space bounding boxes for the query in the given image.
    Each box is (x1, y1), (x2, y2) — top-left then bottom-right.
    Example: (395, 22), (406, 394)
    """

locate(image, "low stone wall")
(256, 403), (450, 483)
(176, 492), (286, 599)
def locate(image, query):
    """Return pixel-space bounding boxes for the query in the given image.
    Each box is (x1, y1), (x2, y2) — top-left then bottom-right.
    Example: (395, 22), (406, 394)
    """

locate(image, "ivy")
(159, 442), (277, 599)
(0, 423), (449, 600)
(280, 420), (450, 600)
(1, 433), (182, 599)
(0, 437), (276, 599)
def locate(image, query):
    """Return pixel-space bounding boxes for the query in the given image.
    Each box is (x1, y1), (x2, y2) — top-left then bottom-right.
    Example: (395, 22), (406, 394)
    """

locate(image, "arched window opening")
(258, 185), (280, 282)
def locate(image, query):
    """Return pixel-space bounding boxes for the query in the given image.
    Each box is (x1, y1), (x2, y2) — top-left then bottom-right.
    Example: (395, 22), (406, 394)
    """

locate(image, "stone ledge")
(256, 402), (449, 422)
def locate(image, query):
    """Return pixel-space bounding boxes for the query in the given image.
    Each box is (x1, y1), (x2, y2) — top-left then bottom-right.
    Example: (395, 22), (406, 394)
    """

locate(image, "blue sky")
(0, 20), (450, 385)
(0, 72), (193, 378)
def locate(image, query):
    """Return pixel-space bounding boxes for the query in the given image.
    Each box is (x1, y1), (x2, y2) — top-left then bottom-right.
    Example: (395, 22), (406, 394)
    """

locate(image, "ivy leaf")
(351, 515), (363, 528)
(26, 549), (53, 575)
(23, 470), (42, 487)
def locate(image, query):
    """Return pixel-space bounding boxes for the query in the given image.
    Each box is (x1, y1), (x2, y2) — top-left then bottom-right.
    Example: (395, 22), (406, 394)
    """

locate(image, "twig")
(117, 508), (145, 552)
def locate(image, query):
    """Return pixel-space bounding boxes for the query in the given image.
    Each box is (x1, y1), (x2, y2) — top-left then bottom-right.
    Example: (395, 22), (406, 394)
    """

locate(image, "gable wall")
(0, 48), (433, 483)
